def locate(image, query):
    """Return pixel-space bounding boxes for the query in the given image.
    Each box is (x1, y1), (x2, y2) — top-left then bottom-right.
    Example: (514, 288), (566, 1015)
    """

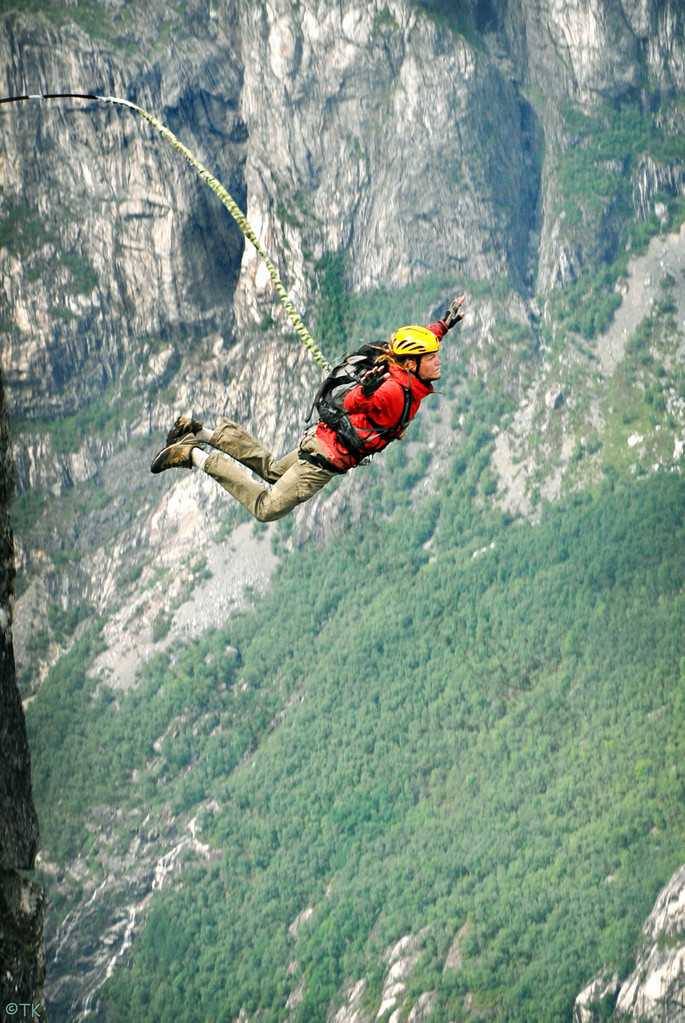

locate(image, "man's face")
(417, 351), (441, 381)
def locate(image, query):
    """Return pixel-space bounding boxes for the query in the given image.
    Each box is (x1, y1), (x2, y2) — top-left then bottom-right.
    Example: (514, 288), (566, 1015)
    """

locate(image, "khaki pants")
(203, 418), (341, 522)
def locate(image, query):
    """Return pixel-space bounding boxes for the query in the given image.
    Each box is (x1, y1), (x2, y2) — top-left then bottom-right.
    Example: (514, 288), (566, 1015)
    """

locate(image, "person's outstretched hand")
(442, 294), (466, 330)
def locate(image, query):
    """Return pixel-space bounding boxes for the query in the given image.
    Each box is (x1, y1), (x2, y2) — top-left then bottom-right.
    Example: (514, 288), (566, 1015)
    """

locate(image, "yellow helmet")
(391, 325), (440, 356)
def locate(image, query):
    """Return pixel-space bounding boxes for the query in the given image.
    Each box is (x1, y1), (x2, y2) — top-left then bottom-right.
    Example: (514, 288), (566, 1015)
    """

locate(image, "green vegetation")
(372, 8), (400, 39)
(10, 489), (47, 533)
(547, 265), (623, 341)
(14, 384), (127, 455)
(0, 205), (97, 296)
(314, 266), (503, 364)
(0, 0), (186, 55)
(413, 0), (484, 51)
(0, 0), (116, 43)
(542, 98), (685, 342)
(0, 204), (54, 256)
(347, 272), (456, 351)
(151, 609), (173, 643)
(0, 0), (68, 22)
(47, 600), (90, 643)
(601, 287), (683, 475)
(555, 101), (684, 237)
(11, 43), (685, 1023)
(315, 253), (351, 354)
(61, 252), (99, 295)
(26, 465), (685, 1023)
(13, 341), (180, 454)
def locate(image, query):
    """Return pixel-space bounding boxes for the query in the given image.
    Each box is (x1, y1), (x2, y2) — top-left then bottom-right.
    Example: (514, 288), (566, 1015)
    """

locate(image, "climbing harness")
(307, 343), (413, 460)
(0, 91), (331, 372)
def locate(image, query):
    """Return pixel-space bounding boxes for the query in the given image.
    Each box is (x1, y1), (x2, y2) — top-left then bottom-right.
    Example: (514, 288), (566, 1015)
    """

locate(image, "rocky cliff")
(2, 0), (683, 645)
(0, 365), (45, 1016)
(574, 863), (685, 1023)
(1, 0), (684, 1020)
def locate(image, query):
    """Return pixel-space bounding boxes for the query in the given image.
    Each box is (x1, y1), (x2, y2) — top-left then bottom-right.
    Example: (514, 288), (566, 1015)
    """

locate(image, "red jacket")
(315, 321), (445, 470)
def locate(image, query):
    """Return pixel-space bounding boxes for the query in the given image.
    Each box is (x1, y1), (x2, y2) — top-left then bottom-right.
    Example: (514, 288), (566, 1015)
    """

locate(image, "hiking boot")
(166, 415), (203, 447)
(150, 434), (199, 474)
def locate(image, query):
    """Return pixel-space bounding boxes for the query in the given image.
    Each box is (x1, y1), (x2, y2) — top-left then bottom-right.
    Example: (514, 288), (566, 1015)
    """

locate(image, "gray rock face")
(0, 872), (46, 1016)
(615, 863), (685, 1022)
(574, 863), (685, 1023)
(0, 372), (35, 868)
(574, 972), (620, 1023)
(2, 0), (677, 501)
(0, 367), (45, 1013)
(235, 0), (538, 297)
(0, 6), (246, 422)
(1, 0), (680, 453)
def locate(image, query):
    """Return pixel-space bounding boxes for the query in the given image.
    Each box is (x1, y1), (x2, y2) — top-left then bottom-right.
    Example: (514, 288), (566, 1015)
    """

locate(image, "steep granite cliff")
(0, 365), (45, 1016)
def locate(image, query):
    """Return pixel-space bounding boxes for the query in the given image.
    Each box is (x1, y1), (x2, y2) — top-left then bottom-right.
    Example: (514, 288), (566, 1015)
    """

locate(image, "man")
(150, 295), (465, 521)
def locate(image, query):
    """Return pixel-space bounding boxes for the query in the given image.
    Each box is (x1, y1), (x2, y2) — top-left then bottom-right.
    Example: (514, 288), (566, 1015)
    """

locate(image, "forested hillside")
(27, 462), (685, 1023)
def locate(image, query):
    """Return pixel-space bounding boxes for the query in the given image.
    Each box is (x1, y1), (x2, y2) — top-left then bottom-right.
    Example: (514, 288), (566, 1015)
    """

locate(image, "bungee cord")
(0, 91), (332, 372)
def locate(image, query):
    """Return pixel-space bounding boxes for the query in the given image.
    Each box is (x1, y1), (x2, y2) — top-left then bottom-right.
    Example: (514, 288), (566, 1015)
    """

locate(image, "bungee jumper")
(150, 296), (466, 521)
(1, 92), (466, 521)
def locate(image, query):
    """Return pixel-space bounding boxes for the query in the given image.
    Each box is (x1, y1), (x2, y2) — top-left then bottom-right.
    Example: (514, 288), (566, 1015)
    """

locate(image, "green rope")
(1, 92), (331, 372)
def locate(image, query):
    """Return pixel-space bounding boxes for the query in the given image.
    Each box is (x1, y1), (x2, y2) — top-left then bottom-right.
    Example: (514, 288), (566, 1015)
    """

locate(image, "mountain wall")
(2, 0), (683, 630)
(1, 0), (684, 1020)
(0, 365), (45, 1016)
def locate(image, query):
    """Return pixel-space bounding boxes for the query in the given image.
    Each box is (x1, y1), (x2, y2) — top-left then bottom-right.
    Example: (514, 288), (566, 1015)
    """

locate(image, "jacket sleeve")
(344, 377), (406, 426)
(427, 320), (448, 339)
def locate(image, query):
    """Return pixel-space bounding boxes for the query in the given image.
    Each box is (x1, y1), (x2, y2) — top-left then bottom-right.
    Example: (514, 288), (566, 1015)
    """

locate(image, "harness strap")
(298, 447), (347, 474)
(365, 369), (413, 442)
